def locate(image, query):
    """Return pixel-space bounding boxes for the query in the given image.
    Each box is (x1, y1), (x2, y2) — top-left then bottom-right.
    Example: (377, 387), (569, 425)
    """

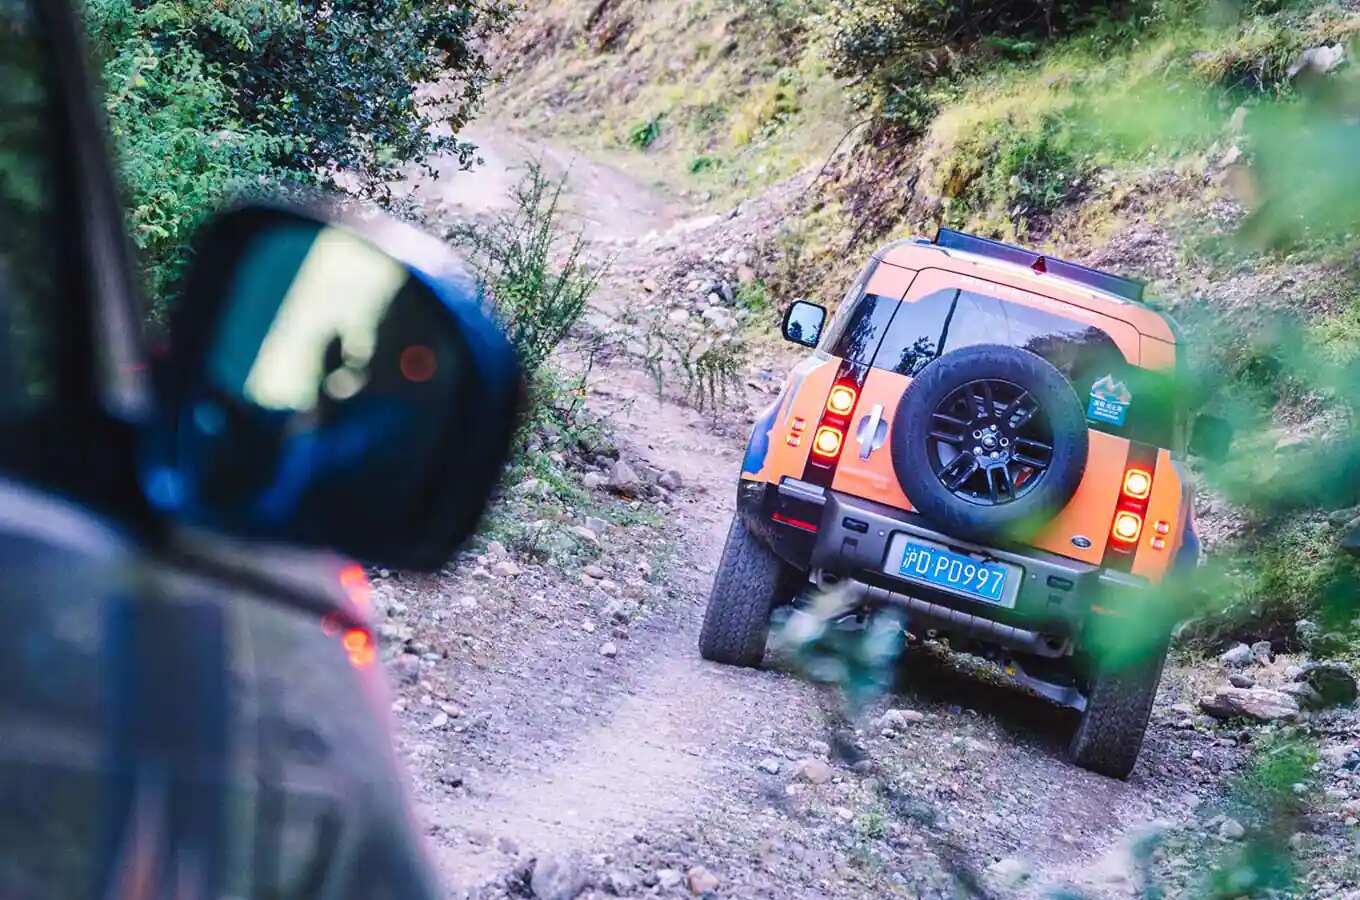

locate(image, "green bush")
(628, 115), (664, 150)
(451, 164), (605, 375)
(82, 0), (511, 307)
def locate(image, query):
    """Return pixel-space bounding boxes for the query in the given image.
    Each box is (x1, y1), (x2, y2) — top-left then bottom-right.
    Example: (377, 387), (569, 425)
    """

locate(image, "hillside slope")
(487, 0), (1360, 644)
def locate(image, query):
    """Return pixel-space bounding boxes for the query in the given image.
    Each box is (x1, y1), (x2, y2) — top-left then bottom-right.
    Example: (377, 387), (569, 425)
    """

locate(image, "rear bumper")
(738, 477), (1151, 646)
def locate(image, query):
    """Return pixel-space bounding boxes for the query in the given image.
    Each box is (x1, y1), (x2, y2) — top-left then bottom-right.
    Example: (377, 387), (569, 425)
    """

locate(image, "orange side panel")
(864, 263), (917, 299)
(830, 369), (914, 511)
(1031, 430), (1131, 565)
(1131, 449), (1184, 583)
(743, 355), (839, 485)
(1139, 335), (1177, 372)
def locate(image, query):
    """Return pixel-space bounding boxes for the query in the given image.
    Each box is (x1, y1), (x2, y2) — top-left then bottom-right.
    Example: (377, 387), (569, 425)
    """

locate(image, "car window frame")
(1, 0), (151, 510)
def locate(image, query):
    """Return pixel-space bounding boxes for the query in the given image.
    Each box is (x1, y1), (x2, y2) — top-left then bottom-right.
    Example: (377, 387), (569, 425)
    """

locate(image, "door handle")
(856, 404), (887, 459)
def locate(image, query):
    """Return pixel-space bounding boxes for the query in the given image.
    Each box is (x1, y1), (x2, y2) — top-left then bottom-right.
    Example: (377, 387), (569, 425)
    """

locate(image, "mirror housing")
(1189, 414), (1233, 463)
(142, 203), (520, 570)
(782, 300), (827, 348)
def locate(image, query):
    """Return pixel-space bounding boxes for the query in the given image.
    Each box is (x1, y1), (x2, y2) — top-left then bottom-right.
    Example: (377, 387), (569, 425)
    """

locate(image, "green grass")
(628, 114), (664, 150)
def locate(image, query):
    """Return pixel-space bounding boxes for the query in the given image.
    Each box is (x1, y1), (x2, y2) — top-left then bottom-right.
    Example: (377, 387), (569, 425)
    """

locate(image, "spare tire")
(890, 344), (1088, 544)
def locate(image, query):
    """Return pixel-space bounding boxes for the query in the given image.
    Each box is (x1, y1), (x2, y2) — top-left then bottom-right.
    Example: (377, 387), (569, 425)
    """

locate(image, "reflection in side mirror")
(143, 204), (520, 570)
(1189, 414), (1233, 463)
(783, 300), (827, 348)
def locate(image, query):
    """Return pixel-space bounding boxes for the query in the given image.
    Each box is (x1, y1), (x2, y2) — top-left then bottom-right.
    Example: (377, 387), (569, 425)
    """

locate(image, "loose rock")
(491, 560), (521, 578)
(1298, 661), (1358, 707)
(757, 757), (781, 774)
(686, 866), (720, 894)
(1219, 818), (1246, 840)
(1219, 643), (1253, 668)
(599, 641), (619, 658)
(1199, 686), (1300, 723)
(530, 854), (588, 900)
(1250, 640), (1273, 666)
(876, 708), (926, 730)
(656, 868), (683, 889)
(606, 461), (642, 495)
(795, 758), (834, 785)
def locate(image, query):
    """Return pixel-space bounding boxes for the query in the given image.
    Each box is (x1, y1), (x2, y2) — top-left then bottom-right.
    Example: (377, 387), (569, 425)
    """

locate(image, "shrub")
(628, 115), (664, 150)
(451, 163), (605, 375)
(82, 0), (512, 306)
(643, 312), (747, 412)
(816, 0), (1148, 128)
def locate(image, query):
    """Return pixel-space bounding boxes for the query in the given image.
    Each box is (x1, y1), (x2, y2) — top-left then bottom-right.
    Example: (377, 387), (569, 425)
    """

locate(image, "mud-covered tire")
(1068, 642), (1169, 779)
(699, 515), (803, 668)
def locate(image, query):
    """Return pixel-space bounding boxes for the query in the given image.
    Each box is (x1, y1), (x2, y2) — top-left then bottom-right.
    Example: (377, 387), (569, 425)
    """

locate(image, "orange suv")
(700, 230), (1231, 778)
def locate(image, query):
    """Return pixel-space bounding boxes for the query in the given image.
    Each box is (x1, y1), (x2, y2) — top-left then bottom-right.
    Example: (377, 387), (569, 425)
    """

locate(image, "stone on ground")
(1199, 686), (1300, 723)
(530, 854), (588, 900)
(795, 758), (834, 785)
(686, 865), (720, 894)
(1298, 661), (1358, 707)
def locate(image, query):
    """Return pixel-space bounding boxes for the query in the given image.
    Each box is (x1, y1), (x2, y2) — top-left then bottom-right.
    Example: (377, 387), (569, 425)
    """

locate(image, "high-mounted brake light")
(1122, 468), (1153, 500)
(827, 384), (858, 416)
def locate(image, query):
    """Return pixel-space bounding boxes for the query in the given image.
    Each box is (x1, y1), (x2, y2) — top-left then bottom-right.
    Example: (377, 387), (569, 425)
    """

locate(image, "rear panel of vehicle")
(755, 256), (1188, 581)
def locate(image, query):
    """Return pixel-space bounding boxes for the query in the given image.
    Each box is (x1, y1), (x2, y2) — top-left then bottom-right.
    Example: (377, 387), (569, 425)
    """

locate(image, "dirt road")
(380, 126), (1253, 899)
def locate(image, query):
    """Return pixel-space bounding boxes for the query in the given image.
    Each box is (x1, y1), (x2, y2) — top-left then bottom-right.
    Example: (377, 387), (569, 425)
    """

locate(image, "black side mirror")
(1189, 414), (1233, 463)
(782, 300), (827, 348)
(142, 204), (520, 570)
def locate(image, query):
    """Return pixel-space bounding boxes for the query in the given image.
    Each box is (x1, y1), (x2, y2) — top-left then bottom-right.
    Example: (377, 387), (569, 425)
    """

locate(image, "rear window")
(846, 289), (1178, 449)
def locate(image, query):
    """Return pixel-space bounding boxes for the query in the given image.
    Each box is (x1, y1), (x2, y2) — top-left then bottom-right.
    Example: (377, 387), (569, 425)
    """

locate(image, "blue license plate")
(898, 542), (1011, 605)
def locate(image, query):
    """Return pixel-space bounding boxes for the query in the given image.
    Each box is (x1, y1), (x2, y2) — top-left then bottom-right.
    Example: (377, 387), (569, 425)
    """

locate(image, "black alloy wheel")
(927, 378), (1055, 507)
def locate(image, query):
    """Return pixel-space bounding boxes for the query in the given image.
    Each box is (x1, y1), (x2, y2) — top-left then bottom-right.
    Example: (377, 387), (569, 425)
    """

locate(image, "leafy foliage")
(82, 0), (512, 307)
(628, 115), (665, 150)
(452, 164), (605, 375)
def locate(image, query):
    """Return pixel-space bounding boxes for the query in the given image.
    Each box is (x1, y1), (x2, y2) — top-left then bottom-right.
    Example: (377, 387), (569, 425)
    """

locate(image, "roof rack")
(932, 228), (1146, 304)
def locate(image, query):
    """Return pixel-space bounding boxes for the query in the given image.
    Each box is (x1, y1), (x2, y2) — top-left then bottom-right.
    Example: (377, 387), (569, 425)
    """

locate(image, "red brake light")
(1111, 511), (1144, 544)
(1122, 468), (1153, 500)
(827, 384), (858, 416)
(342, 627), (376, 669)
(811, 426), (844, 460)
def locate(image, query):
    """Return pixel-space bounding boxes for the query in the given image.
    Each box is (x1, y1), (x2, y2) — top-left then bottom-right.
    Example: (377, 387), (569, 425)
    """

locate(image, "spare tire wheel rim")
(927, 378), (1054, 506)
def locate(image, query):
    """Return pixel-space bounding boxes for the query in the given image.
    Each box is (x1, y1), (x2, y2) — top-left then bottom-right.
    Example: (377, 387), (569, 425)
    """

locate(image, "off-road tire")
(1068, 642), (1169, 779)
(699, 515), (802, 668)
(891, 344), (1089, 543)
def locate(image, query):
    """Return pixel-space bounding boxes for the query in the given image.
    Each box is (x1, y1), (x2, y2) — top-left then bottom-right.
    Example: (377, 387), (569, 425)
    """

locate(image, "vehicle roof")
(874, 239), (1177, 344)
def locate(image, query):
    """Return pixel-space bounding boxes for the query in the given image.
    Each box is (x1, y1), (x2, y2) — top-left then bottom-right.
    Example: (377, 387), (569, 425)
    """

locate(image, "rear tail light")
(806, 380), (859, 466)
(1108, 460), (1155, 552)
(826, 384), (858, 416)
(812, 426), (844, 459)
(1111, 510), (1144, 544)
(1122, 469), (1152, 500)
(342, 627), (376, 669)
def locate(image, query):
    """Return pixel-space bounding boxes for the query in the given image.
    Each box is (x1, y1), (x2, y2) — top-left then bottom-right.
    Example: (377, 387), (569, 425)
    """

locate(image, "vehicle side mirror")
(782, 300), (827, 348)
(142, 204), (520, 570)
(1189, 414), (1233, 463)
